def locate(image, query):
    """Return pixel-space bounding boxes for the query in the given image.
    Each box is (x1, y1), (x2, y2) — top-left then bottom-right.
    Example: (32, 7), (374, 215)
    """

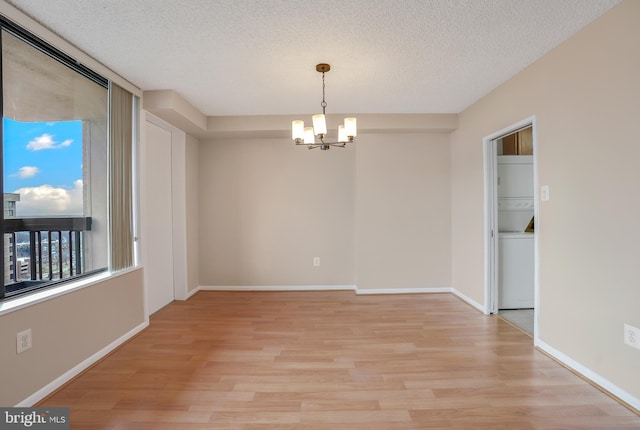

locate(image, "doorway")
(484, 117), (538, 336)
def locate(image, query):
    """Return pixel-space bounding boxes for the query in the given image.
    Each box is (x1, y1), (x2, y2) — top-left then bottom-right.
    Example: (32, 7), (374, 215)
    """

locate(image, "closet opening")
(484, 119), (538, 337)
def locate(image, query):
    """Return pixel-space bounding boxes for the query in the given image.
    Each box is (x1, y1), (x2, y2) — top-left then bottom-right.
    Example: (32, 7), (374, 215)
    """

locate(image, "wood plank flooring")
(39, 291), (640, 429)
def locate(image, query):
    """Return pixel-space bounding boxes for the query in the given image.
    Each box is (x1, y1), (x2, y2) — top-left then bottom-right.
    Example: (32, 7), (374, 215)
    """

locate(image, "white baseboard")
(184, 285), (201, 299)
(199, 285), (450, 295)
(451, 288), (487, 314)
(535, 339), (640, 412)
(199, 285), (356, 292)
(356, 287), (451, 295)
(16, 320), (149, 407)
(198, 286), (485, 314)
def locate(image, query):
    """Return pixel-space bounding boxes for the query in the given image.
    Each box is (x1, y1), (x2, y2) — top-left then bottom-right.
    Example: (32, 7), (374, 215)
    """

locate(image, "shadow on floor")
(499, 308), (534, 335)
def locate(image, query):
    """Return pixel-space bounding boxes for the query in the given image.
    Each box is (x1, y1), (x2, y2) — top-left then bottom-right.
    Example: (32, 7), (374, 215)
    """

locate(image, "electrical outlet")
(624, 324), (640, 350)
(313, 257), (320, 267)
(16, 328), (32, 354)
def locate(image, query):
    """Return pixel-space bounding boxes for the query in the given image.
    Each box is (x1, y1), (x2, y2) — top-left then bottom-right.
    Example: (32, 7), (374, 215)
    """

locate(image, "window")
(1, 18), (135, 299)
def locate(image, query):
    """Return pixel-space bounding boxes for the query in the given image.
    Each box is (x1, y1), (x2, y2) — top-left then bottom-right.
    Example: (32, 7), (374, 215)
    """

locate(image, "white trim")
(197, 285), (453, 295)
(452, 288), (487, 313)
(483, 137), (498, 314)
(15, 320), (148, 407)
(356, 287), (451, 295)
(483, 115), (538, 318)
(536, 339), (640, 412)
(483, 117), (536, 144)
(199, 286), (486, 312)
(531, 120), (541, 338)
(199, 285), (356, 292)
(184, 285), (201, 300)
(0, 268), (141, 317)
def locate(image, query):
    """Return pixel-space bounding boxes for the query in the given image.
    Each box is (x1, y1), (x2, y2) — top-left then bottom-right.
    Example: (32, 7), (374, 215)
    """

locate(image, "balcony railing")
(3, 217), (92, 296)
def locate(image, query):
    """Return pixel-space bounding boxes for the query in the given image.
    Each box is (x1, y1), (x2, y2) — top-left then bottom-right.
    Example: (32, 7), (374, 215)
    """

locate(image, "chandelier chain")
(321, 72), (327, 114)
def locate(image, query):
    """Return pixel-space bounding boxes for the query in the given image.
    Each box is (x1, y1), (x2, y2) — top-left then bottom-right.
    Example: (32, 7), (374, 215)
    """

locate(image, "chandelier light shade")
(292, 63), (357, 150)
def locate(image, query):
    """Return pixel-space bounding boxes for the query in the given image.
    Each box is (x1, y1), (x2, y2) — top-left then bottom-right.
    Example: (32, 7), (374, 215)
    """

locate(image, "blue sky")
(3, 118), (83, 216)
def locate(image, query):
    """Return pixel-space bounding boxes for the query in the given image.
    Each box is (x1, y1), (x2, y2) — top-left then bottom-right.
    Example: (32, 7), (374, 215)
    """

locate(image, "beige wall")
(356, 133), (451, 291)
(198, 129), (452, 291)
(451, 0), (639, 400)
(199, 137), (356, 286)
(0, 269), (145, 405)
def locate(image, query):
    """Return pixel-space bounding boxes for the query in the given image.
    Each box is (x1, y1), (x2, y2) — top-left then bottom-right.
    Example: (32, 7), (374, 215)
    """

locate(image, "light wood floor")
(39, 291), (640, 429)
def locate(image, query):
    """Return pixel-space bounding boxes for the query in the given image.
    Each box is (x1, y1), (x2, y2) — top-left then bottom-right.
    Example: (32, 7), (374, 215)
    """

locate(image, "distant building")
(4, 193), (21, 284)
(16, 257), (30, 279)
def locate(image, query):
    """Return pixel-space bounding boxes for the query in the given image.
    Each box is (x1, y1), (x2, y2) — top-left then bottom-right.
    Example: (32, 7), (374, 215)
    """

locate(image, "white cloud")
(14, 180), (83, 216)
(15, 166), (39, 178)
(26, 134), (74, 151)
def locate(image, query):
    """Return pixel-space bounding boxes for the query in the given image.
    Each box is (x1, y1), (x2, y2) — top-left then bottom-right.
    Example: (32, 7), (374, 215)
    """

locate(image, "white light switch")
(540, 185), (549, 201)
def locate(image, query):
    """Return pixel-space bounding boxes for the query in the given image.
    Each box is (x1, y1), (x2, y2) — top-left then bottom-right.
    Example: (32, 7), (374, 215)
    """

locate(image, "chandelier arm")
(295, 142), (344, 149)
(295, 142), (324, 150)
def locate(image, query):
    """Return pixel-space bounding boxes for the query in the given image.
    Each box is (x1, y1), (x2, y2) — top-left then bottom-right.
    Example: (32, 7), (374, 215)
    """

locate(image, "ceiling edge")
(143, 90), (458, 139)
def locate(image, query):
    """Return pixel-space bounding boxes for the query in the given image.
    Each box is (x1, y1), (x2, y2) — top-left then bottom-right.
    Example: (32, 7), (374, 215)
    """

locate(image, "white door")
(498, 235), (535, 308)
(144, 120), (175, 314)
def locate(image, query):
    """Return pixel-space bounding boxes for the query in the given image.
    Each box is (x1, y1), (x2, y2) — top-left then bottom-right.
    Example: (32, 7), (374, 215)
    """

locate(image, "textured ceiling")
(5, 0), (621, 116)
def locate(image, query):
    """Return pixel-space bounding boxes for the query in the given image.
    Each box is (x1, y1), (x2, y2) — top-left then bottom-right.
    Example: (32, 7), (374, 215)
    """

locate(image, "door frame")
(483, 115), (539, 335)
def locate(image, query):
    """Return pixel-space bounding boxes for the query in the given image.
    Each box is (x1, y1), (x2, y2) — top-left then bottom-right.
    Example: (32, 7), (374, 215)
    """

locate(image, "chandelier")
(292, 63), (357, 150)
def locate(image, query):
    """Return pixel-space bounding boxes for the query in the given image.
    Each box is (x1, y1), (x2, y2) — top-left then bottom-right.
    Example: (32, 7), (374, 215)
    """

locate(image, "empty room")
(0, 0), (639, 428)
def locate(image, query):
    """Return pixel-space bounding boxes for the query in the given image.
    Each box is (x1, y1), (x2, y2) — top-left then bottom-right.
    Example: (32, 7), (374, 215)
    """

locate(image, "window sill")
(0, 267), (139, 316)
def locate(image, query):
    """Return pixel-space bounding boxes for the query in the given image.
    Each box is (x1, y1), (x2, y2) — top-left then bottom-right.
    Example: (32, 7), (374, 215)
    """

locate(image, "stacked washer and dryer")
(497, 155), (535, 309)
